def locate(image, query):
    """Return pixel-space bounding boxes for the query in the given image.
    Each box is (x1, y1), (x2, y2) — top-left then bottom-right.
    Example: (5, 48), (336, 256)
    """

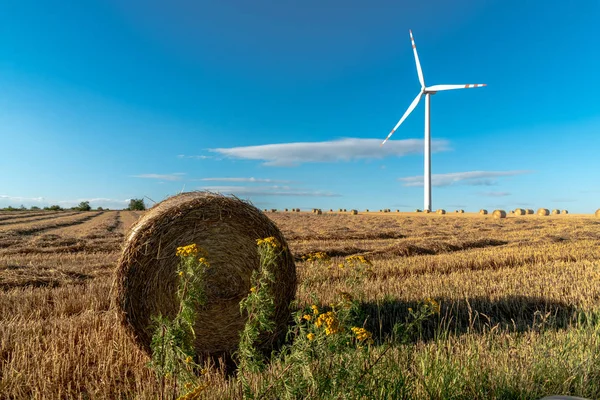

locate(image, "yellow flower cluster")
(424, 297), (441, 314)
(302, 314), (312, 321)
(344, 254), (372, 266)
(176, 244), (199, 257)
(185, 356), (193, 364)
(351, 327), (373, 343)
(302, 251), (331, 263)
(315, 311), (341, 335)
(311, 305), (319, 315)
(197, 257), (209, 266)
(250, 287), (257, 293)
(307, 333), (315, 341)
(178, 383), (209, 400)
(256, 236), (280, 248)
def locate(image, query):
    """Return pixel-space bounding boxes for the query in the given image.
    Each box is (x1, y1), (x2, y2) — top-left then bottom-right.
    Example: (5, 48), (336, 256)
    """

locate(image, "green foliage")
(96, 207), (104, 211)
(149, 244), (210, 399)
(76, 201), (91, 211)
(128, 198), (146, 211)
(30, 206), (40, 210)
(43, 205), (63, 211)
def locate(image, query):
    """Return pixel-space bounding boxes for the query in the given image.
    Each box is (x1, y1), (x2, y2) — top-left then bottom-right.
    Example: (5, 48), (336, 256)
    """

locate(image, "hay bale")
(479, 209), (488, 215)
(596, 209), (600, 217)
(552, 209), (560, 215)
(338, 208), (343, 212)
(284, 208), (288, 212)
(316, 209), (322, 215)
(436, 209), (446, 215)
(526, 209), (534, 215)
(514, 208), (526, 216)
(492, 210), (506, 219)
(459, 209), (464, 214)
(537, 208), (550, 216)
(423, 209), (431, 214)
(329, 209), (333, 212)
(396, 209), (399, 212)
(562, 210), (568, 214)
(351, 209), (358, 215)
(270, 209), (277, 213)
(343, 209), (347, 212)
(116, 192), (297, 359)
(415, 209), (422, 213)
(365, 209), (369, 212)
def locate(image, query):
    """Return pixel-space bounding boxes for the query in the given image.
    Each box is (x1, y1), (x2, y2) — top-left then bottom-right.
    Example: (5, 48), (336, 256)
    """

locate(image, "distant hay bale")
(116, 192), (296, 359)
(415, 209), (422, 213)
(537, 208), (550, 216)
(514, 208), (526, 216)
(492, 210), (506, 219)
(343, 209), (347, 212)
(329, 209), (333, 212)
(479, 209), (488, 215)
(351, 209), (358, 215)
(436, 209), (446, 215)
(270, 209), (277, 213)
(316, 209), (322, 215)
(526, 209), (534, 215)
(338, 208), (343, 212)
(396, 209), (399, 212)
(423, 209), (431, 214)
(365, 209), (369, 212)
(596, 209), (600, 217)
(284, 208), (288, 212)
(562, 210), (568, 214)
(552, 209), (560, 215)
(459, 209), (464, 214)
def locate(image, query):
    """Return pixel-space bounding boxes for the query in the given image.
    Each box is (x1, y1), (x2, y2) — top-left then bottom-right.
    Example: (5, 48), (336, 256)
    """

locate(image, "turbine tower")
(381, 30), (486, 212)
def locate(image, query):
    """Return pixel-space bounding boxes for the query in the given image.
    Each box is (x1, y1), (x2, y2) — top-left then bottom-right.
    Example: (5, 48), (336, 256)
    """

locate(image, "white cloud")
(399, 170), (532, 187)
(0, 195), (45, 202)
(200, 185), (340, 197)
(131, 173), (186, 181)
(210, 138), (450, 166)
(198, 177), (292, 183)
(478, 191), (512, 197)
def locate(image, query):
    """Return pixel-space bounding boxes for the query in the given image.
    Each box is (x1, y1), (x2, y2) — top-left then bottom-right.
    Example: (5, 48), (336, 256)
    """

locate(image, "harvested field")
(1, 210), (600, 398)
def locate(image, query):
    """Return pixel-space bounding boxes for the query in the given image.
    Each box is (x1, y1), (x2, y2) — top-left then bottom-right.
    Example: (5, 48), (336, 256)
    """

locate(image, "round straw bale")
(436, 209), (446, 215)
(562, 210), (568, 214)
(537, 208), (550, 216)
(351, 209), (358, 215)
(343, 209), (347, 212)
(596, 209), (600, 217)
(415, 209), (421, 213)
(526, 209), (534, 215)
(514, 208), (526, 216)
(459, 209), (464, 214)
(479, 209), (488, 215)
(338, 208), (343, 212)
(284, 208), (288, 212)
(396, 209), (399, 212)
(329, 209), (333, 212)
(270, 209), (277, 213)
(365, 209), (369, 212)
(492, 209), (506, 219)
(423, 209), (431, 214)
(316, 209), (322, 215)
(116, 192), (297, 359)
(552, 209), (560, 215)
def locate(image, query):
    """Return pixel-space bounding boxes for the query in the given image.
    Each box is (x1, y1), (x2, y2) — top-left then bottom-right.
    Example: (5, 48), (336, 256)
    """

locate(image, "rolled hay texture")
(424, 209), (431, 214)
(436, 209), (446, 215)
(415, 209), (422, 213)
(492, 209), (507, 219)
(514, 208), (526, 216)
(562, 210), (569, 214)
(537, 208), (550, 216)
(316, 209), (323, 215)
(116, 192), (297, 359)
(351, 209), (358, 215)
(552, 209), (560, 215)
(479, 209), (488, 215)
(596, 209), (600, 217)
(526, 209), (534, 215)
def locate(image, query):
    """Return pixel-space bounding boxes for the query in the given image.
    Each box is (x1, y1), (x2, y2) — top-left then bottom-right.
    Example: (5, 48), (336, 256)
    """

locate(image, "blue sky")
(1, 0), (599, 212)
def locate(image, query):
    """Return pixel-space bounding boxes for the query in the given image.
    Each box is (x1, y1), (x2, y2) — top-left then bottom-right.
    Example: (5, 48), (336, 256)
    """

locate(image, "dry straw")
(514, 208), (526, 216)
(492, 210), (506, 219)
(479, 209), (488, 215)
(316, 209), (323, 215)
(526, 209), (534, 215)
(595, 209), (600, 217)
(415, 209), (422, 213)
(424, 210), (431, 214)
(116, 192), (297, 359)
(552, 209), (560, 215)
(351, 209), (358, 215)
(562, 210), (569, 214)
(537, 208), (550, 216)
(436, 209), (446, 215)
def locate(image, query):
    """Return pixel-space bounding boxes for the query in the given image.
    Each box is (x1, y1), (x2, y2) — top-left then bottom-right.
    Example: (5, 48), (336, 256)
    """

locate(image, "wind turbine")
(381, 30), (486, 212)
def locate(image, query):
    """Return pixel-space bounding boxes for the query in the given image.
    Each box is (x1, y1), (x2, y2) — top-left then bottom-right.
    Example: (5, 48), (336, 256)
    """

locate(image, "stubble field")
(1, 209), (599, 399)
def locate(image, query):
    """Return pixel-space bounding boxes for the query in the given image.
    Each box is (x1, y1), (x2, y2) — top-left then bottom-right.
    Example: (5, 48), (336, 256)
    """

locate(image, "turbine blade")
(426, 84), (487, 91)
(381, 91), (423, 146)
(410, 30), (425, 88)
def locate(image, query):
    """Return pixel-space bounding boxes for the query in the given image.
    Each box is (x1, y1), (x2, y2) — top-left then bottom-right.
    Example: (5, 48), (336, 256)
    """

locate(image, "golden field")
(1, 209), (599, 399)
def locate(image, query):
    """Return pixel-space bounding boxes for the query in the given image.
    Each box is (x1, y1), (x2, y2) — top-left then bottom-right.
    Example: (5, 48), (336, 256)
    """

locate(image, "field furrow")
(0, 211), (79, 227)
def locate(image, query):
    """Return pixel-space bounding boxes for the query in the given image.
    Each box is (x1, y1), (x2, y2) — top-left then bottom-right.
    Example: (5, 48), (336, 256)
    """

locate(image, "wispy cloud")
(177, 155), (212, 160)
(0, 195), (45, 202)
(200, 185), (340, 197)
(551, 198), (577, 203)
(210, 138), (450, 167)
(478, 191), (512, 197)
(198, 177), (292, 183)
(399, 170), (532, 187)
(131, 173), (186, 181)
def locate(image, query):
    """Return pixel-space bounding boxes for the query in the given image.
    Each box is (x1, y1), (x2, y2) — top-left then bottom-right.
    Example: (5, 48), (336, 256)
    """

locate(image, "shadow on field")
(355, 295), (581, 344)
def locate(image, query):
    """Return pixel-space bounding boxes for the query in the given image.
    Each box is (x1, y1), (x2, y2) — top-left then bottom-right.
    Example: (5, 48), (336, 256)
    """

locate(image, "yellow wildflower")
(178, 271), (184, 277)
(351, 327), (373, 343)
(178, 383), (209, 400)
(302, 314), (312, 321)
(250, 287), (257, 293)
(425, 298), (441, 314)
(198, 257), (209, 266)
(176, 244), (199, 257)
(307, 333), (315, 341)
(185, 355), (193, 364)
(315, 311), (341, 335)
(256, 237), (279, 248)
(311, 305), (319, 315)
(184, 382), (193, 390)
